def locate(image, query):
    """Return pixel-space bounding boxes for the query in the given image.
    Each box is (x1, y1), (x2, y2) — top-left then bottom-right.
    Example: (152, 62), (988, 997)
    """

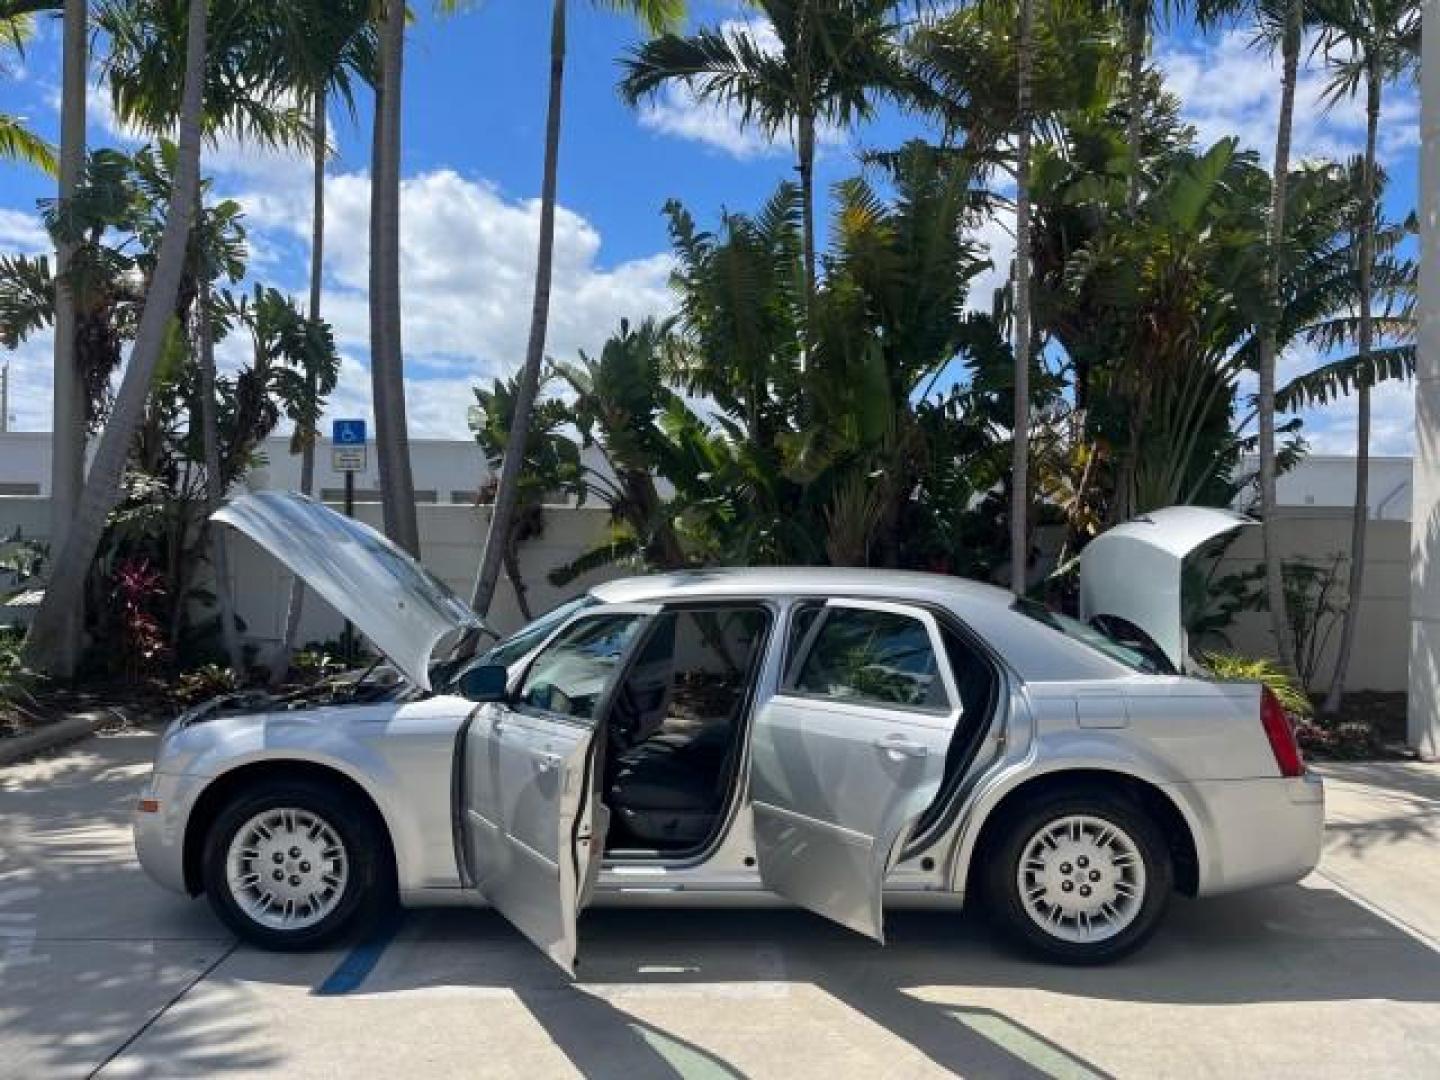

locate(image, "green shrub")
(1201, 652), (1313, 719)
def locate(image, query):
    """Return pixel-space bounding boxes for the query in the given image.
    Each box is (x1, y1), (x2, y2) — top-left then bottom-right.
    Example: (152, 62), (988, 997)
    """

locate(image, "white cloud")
(0, 209), (49, 253)
(1, 162), (675, 440)
(231, 167), (675, 438)
(0, 330), (55, 432)
(1304, 377), (1416, 456)
(1157, 30), (1420, 168)
(965, 212), (1014, 313)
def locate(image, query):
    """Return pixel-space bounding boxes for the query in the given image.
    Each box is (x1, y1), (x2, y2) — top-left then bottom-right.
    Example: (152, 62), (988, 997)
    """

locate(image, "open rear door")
(749, 600), (962, 942)
(459, 608), (655, 974)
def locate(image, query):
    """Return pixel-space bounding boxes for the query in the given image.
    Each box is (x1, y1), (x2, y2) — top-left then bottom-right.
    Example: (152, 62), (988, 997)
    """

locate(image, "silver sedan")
(134, 493), (1323, 969)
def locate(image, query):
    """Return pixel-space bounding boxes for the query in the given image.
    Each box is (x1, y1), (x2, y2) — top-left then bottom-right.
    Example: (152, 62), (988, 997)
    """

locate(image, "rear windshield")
(1011, 600), (1167, 675)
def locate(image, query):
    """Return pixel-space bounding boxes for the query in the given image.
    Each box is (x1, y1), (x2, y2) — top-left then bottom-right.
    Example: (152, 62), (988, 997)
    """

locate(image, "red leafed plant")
(113, 559), (170, 679)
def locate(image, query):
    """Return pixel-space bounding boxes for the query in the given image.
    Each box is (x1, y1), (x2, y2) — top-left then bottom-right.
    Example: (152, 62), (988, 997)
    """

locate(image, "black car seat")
(607, 721), (732, 849)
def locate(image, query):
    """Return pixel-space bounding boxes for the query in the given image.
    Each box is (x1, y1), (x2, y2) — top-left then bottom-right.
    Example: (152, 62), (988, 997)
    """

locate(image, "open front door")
(459, 608), (655, 974)
(749, 600), (963, 942)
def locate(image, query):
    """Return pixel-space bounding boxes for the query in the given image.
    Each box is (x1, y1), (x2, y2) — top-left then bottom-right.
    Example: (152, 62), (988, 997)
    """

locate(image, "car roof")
(590, 566), (1019, 609)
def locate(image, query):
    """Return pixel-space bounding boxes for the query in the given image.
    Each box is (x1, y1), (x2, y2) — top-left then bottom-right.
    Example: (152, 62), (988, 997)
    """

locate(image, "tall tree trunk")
(795, 0), (815, 361)
(797, 107), (816, 327)
(1258, 0), (1302, 677)
(1325, 55), (1382, 712)
(370, 0), (421, 557)
(196, 276), (244, 676)
(271, 94), (327, 685)
(1011, 0), (1034, 597)
(48, 0), (87, 673)
(24, 0), (208, 676)
(1124, 0), (1146, 215)
(471, 0), (567, 616)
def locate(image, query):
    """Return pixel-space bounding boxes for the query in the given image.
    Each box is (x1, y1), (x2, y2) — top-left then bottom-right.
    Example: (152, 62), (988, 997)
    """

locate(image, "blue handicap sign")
(332, 419), (367, 445)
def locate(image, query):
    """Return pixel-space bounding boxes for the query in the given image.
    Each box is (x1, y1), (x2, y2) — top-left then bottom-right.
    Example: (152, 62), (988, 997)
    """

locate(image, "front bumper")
(1167, 771), (1325, 897)
(133, 770), (199, 895)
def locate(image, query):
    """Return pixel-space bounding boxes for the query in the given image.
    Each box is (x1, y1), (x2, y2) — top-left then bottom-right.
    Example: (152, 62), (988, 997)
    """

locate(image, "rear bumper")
(1166, 771), (1325, 897)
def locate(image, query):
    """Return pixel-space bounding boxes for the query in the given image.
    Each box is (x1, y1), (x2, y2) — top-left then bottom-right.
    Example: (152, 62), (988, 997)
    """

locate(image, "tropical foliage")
(0, 145), (339, 676)
(0, 0), (1421, 700)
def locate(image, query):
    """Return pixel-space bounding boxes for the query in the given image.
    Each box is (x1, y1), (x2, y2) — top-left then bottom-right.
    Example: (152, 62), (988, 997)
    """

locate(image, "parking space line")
(314, 912), (405, 996)
(88, 941), (238, 1079)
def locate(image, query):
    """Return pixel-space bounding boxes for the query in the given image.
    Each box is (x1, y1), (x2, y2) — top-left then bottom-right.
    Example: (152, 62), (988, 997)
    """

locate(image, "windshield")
(479, 595), (601, 670)
(1012, 600), (1169, 675)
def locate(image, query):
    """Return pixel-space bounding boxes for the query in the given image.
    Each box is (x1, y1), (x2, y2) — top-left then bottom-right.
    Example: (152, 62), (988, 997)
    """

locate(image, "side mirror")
(458, 664), (509, 703)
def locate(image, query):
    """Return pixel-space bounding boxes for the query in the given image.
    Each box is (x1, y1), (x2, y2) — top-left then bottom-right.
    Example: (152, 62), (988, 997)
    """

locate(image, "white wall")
(1211, 510), (1410, 692)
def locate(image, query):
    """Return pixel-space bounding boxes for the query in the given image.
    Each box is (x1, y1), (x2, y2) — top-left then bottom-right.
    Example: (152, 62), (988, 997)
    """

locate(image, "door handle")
(873, 733), (929, 758)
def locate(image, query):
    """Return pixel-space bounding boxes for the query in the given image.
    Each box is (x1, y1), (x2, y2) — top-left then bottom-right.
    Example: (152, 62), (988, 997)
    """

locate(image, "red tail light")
(1260, 687), (1305, 778)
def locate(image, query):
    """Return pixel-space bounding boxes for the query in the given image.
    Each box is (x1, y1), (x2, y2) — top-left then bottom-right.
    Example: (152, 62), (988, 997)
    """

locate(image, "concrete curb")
(0, 711), (108, 767)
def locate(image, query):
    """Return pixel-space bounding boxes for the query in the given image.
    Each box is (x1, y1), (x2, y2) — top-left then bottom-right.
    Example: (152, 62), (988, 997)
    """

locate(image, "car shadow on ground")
(270, 881), (1439, 1080)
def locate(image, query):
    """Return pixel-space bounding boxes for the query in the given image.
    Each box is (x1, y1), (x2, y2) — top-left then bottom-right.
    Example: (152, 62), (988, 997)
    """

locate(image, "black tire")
(202, 778), (395, 951)
(980, 786), (1173, 965)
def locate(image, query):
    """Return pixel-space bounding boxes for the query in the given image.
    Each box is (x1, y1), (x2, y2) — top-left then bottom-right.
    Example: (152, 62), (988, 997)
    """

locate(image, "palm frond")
(1276, 345), (1415, 410)
(0, 113), (56, 174)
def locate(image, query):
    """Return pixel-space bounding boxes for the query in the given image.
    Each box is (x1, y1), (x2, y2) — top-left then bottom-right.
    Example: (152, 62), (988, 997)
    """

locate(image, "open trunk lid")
(1079, 506), (1256, 672)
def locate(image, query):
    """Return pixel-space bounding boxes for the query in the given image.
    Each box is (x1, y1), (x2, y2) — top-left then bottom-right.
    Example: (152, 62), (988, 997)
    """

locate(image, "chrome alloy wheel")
(225, 807), (349, 931)
(1016, 814), (1147, 944)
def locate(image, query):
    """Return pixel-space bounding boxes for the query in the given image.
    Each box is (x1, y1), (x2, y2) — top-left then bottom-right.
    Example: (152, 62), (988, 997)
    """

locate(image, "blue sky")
(0, 2), (1422, 456)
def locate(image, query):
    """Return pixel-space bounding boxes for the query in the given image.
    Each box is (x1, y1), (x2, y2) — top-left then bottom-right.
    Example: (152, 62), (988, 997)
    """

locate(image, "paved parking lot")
(2, 729), (1437, 1079)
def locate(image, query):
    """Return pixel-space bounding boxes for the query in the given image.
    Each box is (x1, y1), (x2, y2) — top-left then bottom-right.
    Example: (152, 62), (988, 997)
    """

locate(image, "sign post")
(331, 419), (367, 662)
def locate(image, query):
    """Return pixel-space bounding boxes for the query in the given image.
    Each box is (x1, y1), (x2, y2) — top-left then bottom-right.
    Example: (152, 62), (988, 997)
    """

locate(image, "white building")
(0, 431), (1413, 518)
(0, 431), (615, 505)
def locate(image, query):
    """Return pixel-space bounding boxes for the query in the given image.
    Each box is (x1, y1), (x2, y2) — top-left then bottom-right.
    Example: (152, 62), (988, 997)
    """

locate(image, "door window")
(790, 606), (949, 711)
(517, 614), (646, 723)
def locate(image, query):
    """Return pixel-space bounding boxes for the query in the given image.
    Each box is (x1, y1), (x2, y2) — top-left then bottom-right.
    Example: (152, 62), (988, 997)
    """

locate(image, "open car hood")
(212, 492), (483, 691)
(1079, 506), (1255, 672)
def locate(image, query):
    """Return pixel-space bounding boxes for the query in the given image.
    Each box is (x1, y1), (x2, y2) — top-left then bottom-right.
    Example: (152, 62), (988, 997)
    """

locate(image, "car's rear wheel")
(202, 779), (393, 950)
(981, 788), (1172, 964)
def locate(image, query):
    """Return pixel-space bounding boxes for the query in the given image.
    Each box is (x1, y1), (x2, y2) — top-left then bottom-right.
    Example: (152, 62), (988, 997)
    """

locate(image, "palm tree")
(469, 0), (684, 618)
(1313, 0), (1420, 712)
(23, 0), (208, 677)
(369, 0), (421, 557)
(266, 0), (376, 681)
(618, 0), (899, 321)
(1011, 0), (1034, 596)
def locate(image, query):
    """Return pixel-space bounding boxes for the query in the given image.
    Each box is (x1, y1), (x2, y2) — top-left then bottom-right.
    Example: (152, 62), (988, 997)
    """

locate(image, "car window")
(481, 595), (600, 669)
(791, 607), (949, 711)
(1012, 600), (1167, 674)
(516, 613), (646, 723)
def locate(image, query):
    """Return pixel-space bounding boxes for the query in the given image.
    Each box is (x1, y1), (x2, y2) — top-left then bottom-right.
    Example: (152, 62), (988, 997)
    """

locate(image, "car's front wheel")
(201, 779), (393, 950)
(981, 788), (1172, 964)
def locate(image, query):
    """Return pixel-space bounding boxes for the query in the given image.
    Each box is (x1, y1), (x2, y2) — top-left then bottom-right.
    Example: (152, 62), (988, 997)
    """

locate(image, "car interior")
(602, 605), (771, 856)
(597, 600), (1001, 860)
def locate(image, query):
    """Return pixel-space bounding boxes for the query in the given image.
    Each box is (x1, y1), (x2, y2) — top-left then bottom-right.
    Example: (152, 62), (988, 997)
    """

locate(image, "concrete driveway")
(1, 730), (1437, 1080)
